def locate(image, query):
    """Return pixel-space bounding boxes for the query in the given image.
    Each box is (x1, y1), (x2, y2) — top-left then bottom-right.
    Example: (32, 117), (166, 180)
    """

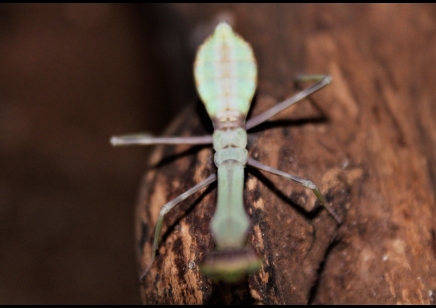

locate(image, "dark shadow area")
(205, 278), (256, 305)
(150, 143), (213, 169)
(307, 237), (341, 305)
(0, 3), (193, 304)
(195, 99), (215, 135)
(247, 116), (328, 135)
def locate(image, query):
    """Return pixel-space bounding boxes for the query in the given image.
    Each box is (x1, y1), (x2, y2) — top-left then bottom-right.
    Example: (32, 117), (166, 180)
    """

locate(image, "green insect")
(111, 22), (340, 283)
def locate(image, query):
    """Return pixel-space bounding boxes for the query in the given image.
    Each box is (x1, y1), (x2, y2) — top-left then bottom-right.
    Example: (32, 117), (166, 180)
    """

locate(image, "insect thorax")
(213, 124), (248, 168)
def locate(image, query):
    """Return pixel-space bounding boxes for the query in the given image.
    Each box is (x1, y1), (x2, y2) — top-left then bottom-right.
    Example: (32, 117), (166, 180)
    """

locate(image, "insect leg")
(245, 75), (332, 130)
(294, 74), (330, 83)
(110, 134), (213, 146)
(247, 157), (341, 224)
(139, 173), (217, 282)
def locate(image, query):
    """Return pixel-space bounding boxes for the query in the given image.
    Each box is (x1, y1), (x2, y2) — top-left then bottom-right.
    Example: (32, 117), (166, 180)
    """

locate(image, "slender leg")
(247, 158), (341, 224)
(294, 74), (331, 83)
(139, 173), (217, 282)
(245, 75), (332, 130)
(110, 133), (213, 146)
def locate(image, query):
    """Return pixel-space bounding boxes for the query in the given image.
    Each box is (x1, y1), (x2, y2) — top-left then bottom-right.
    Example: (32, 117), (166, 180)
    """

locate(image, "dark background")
(0, 4), (194, 304)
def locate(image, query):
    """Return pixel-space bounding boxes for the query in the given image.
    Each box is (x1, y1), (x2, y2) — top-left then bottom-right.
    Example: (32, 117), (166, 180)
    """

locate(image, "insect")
(110, 22), (340, 283)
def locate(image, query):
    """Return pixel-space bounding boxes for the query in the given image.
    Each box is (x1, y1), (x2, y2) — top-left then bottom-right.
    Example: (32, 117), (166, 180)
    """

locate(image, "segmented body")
(110, 22), (336, 283)
(194, 23), (256, 250)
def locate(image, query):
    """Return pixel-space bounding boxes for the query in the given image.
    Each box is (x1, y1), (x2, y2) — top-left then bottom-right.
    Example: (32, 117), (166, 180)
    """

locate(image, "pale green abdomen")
(211, 159), (249, 249)
(194, 23), (257, 118)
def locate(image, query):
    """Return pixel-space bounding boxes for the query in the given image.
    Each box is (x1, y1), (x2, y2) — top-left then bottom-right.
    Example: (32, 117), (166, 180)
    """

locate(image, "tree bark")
(135, 4), (436, 304)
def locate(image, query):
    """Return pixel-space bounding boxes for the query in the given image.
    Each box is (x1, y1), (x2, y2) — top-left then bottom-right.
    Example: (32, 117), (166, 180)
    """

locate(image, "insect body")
(111, 22), (339, 283)
(194, 23), (260, 280)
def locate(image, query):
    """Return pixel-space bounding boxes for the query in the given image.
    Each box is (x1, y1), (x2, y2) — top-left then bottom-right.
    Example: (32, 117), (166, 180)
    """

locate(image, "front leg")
(110, 133), (213, 146)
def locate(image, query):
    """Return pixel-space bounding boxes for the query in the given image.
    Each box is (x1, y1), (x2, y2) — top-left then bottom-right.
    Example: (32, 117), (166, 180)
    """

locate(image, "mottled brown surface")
(137, 4), (436, 305)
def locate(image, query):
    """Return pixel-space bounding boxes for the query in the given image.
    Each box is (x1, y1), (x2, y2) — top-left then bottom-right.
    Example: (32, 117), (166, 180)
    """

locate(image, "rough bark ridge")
(136, 4), (436, 304)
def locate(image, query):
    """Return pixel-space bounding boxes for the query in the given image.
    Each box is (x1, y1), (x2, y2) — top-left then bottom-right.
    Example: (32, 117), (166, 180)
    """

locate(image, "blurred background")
(0, 4), (198, 304)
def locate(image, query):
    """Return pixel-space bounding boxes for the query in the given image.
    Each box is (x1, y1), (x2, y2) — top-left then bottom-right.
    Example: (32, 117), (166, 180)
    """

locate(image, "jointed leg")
(111, 133), (213, 146)
(247, 158), (341, 224)
(139, 173), (217, 282)
(245, 75), (332, 130)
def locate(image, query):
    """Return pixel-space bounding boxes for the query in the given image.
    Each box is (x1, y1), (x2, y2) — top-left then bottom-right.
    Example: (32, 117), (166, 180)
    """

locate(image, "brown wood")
(136, 4), (436, 304)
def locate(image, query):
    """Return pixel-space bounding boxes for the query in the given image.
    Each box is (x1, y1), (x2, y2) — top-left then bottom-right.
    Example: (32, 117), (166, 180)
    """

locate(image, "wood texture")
(136, 4), (436, 304)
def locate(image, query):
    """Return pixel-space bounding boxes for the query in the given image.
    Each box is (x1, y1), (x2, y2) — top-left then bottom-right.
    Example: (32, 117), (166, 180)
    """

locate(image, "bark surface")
(136, 4), (436, 304)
